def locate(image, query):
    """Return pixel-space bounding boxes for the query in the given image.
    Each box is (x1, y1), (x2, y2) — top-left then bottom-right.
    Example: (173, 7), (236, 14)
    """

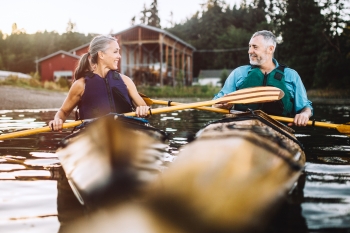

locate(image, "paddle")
(0, 86), (283, 140)
(127, 86), (284, 116)
(269, 115), (350, 135)
(144, 97), (350, 135)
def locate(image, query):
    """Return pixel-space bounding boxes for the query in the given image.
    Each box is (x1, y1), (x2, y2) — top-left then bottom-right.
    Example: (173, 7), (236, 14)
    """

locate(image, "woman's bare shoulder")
(69, 78), (85, 96)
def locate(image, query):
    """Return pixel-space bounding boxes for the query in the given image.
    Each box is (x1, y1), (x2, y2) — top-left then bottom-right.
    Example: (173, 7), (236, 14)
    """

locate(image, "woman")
(49, 35), (150, 131)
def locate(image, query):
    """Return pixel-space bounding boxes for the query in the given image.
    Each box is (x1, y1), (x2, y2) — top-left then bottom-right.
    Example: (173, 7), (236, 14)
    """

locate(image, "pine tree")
(277, 0), (324, 88)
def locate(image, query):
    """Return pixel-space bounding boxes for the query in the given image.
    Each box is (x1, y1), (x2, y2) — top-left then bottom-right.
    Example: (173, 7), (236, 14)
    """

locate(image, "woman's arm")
(121, 74), (150, 117)
(49, 78), (85, 131)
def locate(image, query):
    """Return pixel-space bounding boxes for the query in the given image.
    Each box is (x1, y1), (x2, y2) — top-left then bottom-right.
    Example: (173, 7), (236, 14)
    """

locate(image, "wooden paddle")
(0, 86), (283, 140)
(144, 97), (350, 135)
(127, 86), (284, 116)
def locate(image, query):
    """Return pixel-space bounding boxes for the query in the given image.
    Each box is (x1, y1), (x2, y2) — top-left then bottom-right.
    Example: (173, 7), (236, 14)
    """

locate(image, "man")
(213, 30), (312, 127)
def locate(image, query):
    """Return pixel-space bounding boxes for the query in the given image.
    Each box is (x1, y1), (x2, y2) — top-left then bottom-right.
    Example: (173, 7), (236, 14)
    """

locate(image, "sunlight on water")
(302, 202), (350, 229)
(30, 152), (58, 158)
(295, 134), (311, 137)
(0, 164), (26, 171)
(0, 180), (59, 232)
(305, 163), (350, 174)
(302, 162), (350, 229)
(0, 216), (60, 233)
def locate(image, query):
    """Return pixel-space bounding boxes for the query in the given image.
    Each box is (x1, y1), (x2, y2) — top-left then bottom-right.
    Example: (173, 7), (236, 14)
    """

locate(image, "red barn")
(36, 50), (80, 82)
(37, 24), (195, 86)
(69, 43), (89, 56)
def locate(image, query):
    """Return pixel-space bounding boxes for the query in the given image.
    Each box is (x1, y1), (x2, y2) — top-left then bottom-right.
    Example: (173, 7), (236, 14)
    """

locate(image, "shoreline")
(0, 85), (349, 110)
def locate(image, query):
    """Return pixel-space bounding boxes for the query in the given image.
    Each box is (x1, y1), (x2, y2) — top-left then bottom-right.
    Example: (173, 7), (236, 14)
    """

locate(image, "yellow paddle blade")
(336, 123), (350, 134)
(138, 92), (153, 106)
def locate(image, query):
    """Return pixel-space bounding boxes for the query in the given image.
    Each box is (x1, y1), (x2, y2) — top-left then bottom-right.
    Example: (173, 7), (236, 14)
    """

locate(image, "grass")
(0, 75), (70, 92)
(307, 89), (350, 98)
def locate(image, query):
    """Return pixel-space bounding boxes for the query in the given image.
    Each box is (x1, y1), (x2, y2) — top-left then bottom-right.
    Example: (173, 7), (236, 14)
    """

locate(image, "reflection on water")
(0, 103), (349, 232)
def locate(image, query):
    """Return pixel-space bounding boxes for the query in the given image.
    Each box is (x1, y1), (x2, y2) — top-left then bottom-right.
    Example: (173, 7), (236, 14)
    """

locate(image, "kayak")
(142, 109), (306, 232)
(56, 114), (169, 206)
(61, 110), (305, 233)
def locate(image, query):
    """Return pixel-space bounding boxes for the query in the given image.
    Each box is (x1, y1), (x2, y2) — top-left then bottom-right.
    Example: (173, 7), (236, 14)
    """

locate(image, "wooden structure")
(55, 24), (195, 86)
(114, 24), (195, 86)
(37, 24), (195, 85)
(36, 50), (80, 82)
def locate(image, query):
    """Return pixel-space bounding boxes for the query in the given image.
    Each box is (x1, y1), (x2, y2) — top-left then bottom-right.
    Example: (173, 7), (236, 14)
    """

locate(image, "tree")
(273, 0), (325, 89)
(148, 0), (161, 28)
(313, 0), (350, 88)
(167, 0), (270, 75)
(138, 0), (161, 28)
(66, 19), (76, 33)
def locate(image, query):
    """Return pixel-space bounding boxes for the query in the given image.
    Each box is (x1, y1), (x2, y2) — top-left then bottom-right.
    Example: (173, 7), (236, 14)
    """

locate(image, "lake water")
(0, 103), (349, 233)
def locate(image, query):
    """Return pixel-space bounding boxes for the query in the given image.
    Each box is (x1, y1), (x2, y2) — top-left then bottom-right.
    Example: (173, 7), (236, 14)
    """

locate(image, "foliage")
(274, 0), (325, 89)
(139, 0), (161, 28)
(1, 0), (350, 90)
(0, 20), (94, 75)
(137, 85), (221, 98)
(220, 69), (229, 87)
(167, 0), (270, 76)
(0, 75), (69, 91)
(57, 77), (71, 89)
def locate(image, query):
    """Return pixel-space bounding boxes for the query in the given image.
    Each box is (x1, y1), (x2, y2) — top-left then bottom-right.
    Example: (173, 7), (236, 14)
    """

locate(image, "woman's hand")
(49, 118), (63, 132)
(135, 106), (150, 118)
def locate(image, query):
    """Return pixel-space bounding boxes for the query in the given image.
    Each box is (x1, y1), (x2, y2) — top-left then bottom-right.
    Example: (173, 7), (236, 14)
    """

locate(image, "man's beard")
(249, 53), (267, 66)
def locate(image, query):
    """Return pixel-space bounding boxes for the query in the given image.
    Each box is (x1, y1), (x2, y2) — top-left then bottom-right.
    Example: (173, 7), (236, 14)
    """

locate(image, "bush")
(137, 85), (221, 98)
(44, 81), (59, 90)
(29, 78), (42, 88)
(57, 77), (70, 88)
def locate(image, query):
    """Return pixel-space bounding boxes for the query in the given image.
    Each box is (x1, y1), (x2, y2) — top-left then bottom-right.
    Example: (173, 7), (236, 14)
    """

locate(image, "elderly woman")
(49, 35), (149, 131)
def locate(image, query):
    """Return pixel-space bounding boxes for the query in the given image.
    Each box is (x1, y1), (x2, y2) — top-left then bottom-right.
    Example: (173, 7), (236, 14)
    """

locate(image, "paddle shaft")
(0, 121), (84, 140)
(150, 99), (350, 134)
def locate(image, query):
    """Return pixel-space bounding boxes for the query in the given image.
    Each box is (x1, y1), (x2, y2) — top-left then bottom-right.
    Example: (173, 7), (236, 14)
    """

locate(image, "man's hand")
(288, 107), (312, 127)
(212, 103), (234, 110)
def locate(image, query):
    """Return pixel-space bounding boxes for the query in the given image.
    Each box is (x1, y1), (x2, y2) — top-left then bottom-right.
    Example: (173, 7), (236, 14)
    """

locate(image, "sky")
(1, 0), (242, 35)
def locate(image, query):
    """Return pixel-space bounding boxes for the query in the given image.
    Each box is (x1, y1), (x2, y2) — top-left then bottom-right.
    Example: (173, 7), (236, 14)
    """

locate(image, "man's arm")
(285, 68), (313, 127)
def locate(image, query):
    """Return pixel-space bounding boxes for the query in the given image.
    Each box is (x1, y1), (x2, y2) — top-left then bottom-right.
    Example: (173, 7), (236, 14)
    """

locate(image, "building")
(194, 69), (233, 86)
(36, 50), (80, 82)
(36, 24), (196, 86)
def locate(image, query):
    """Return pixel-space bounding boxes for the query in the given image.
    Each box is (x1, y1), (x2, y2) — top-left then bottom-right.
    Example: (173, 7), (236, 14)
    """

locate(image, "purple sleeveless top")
(78, 70), (133, 119)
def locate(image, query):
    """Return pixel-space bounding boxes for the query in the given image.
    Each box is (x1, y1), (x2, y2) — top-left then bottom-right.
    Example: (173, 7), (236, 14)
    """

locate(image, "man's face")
(248, 35), (272, 66)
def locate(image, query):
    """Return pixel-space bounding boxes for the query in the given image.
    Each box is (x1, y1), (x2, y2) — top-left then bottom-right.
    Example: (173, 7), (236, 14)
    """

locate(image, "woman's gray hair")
(74, 35), (117, 81)
(89, 35), (117, 64)
(252, 30), (277, 51)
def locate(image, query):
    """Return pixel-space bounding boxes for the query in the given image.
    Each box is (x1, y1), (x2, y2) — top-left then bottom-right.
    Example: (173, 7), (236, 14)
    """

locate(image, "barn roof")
(69, 43), (90, 53)
(68, 24), (196, 54)
(114, 24), (196, 50)
(36, 50), (81, 63)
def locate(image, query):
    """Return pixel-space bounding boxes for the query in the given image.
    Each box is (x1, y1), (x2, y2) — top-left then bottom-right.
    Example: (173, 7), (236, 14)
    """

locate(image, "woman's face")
(100, 40), (121, 70)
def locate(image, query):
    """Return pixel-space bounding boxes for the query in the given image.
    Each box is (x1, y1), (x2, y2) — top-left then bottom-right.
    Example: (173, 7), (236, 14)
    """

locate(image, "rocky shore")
(0, 86), (67, 110)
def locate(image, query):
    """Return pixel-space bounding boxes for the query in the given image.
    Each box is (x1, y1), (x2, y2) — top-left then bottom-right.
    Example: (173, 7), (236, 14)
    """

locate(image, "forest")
(0, 0), (349, 89)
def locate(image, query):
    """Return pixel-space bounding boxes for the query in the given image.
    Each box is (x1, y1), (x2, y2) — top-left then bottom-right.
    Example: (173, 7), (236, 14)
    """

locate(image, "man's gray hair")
(252, 30), (277, 51)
